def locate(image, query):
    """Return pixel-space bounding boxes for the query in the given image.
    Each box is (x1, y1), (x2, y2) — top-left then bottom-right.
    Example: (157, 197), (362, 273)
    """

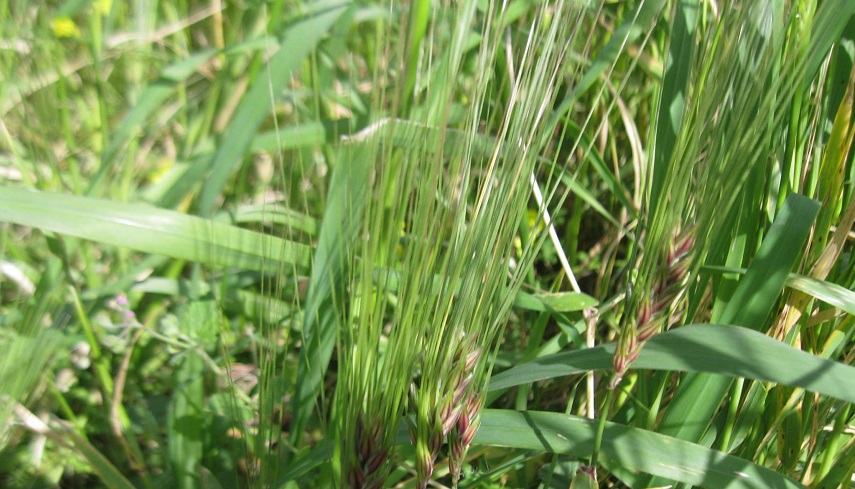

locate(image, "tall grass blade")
(489, 324), (855, 404)
(648, 0), (697, 216)
(97, 50), (217, 174)
(634, 194), (820, 486)
(475, 410), (804, 489)
(706, 266), (855, 318)
(196, 3), (350, 216)
(805, 0), (855, 82)
(0, 186), (310, 271)
(290, 144), (372, 444)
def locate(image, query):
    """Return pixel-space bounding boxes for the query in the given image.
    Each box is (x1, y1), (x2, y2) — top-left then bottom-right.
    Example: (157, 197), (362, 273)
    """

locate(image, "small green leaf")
(513, 291), (598, 312)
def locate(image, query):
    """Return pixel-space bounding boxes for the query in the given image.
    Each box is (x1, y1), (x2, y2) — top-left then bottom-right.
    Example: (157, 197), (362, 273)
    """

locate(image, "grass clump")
(333, 3), (586, 485)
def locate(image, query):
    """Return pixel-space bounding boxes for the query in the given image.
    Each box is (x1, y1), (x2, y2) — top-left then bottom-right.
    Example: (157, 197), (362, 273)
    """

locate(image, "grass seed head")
(613, 230), (695, 388)
(346, 416), (389, 489)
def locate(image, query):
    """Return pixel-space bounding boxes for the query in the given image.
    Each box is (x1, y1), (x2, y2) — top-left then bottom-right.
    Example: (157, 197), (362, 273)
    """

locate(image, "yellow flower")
(95, 0), (112, 16)
(147, 158), (174, 184)
(50, 17), (80, 39)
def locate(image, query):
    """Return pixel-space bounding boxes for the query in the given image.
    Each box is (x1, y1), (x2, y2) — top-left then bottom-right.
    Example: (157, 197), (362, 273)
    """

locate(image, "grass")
(0, 0), (854, 488)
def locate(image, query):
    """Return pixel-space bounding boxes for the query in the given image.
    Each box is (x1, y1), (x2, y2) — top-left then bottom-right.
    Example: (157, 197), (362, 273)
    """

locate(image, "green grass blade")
(705, 265), (855, 318)
(785, 274), (855, 316)
(805, 0), (855, 82)
(488, 324), (855, 403)
(0, 186), (310, 271)
(249, 124), (328, 153)
(100, 50), (217, 167)
(475, 409), (804, 489)
(290, 144), (372, 444)
(228, 203), (318, 235)
(275, 441), (334, 486)
(561, 122), (636, 217)
(570, 0), (666, 101)
(717, 194), (820, 326)
(559, 173), (621, 227)
(402, 0), (431, 110)
(635, 194), (819, 484)
(648, 0), (697, 216)
(195, 3), (350, 216)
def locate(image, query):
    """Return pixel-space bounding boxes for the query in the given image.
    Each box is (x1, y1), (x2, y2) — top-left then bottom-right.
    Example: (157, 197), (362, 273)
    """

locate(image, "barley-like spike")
(610, 333), (637, 389)
(464, 348), (480, 371)
(348, 467), (361, 488)
(416, 431), (442, 489)
(613, 230), (695, 388)
(347, 416), (390, 489)
(452, 372), (473, 405)
(366, 448), (387, 474)
(448, 393), (481, 487)
(441, 402), (461, 436)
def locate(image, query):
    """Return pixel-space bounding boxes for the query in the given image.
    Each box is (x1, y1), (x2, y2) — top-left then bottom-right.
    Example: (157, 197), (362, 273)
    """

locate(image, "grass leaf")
(806, 0), (855, 82)
(488, 324), (855, 404)
(475, 409), (804, 489)
(0, 186), (310, 271)
(786, 274), (855, 317)
(290, 143), (372, 444)
(196, 3), (350, 216)
(648, 0), (697, 216)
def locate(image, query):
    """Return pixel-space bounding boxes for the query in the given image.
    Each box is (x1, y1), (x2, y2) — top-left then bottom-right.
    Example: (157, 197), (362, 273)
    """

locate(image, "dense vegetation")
(1, 0), (854, 487)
